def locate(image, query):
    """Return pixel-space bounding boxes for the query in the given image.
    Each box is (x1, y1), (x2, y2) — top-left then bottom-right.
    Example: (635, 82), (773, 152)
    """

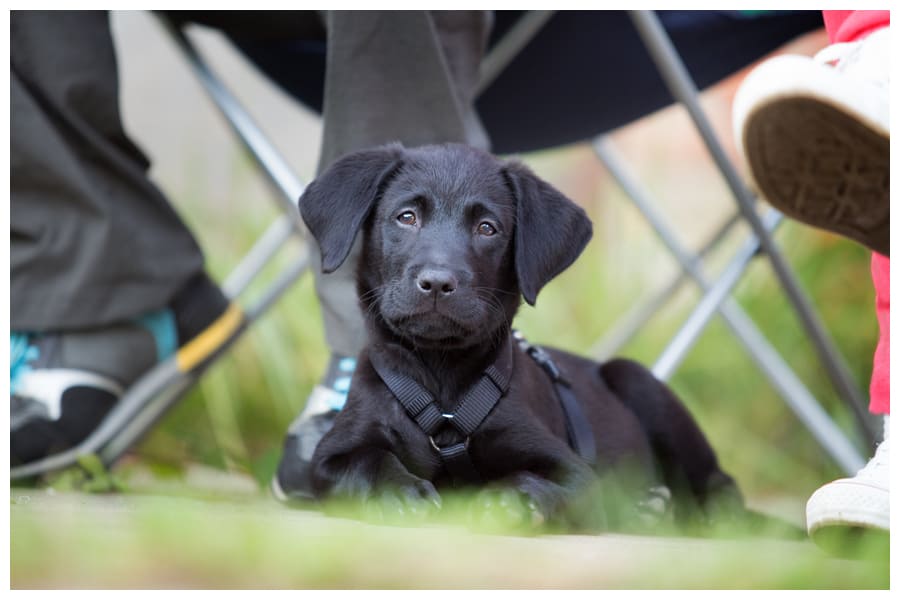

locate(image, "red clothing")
(823, 10), (890, 44)
(869, 254), (890, 414)
(823, 10), (890, 415)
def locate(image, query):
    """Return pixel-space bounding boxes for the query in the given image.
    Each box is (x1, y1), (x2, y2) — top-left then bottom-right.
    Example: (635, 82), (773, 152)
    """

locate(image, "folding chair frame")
(11, 10), (872, 482)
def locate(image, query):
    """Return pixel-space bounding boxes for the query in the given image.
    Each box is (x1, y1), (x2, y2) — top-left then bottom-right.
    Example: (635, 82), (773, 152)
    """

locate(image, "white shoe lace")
(813, 27), (890, 90)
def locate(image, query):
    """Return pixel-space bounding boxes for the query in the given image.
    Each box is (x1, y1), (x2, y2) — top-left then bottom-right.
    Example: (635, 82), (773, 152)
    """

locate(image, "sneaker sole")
(270, 475), (315, 504)
(743, 96), (889, 256)
(808, 522), (889, 559)
(806, 479), (890, 558)
(270, 475), (290, 502)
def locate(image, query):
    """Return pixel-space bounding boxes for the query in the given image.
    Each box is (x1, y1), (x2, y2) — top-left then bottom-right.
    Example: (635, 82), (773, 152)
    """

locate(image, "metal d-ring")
(429, 434), (469, 453)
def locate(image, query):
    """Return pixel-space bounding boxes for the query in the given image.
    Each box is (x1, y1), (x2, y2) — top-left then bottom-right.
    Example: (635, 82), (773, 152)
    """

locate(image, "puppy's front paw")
(635, 485), (672, 528)
(366, 479), (442, 525)
(471, 487), (546, 533)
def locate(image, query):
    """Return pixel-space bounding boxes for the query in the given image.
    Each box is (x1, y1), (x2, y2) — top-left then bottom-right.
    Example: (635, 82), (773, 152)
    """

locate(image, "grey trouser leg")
(10, 11), (206, 331)
(311, 10), (492, 357)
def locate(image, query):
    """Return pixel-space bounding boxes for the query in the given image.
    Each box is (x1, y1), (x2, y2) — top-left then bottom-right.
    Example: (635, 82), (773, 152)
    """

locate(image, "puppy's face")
(360, 146), (518, 349)
(299, 143), (593, 351)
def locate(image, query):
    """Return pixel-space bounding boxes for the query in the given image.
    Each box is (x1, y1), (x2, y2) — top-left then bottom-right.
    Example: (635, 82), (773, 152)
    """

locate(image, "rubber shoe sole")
(743, 97), (889, 256)
(271, 409), (339, 502)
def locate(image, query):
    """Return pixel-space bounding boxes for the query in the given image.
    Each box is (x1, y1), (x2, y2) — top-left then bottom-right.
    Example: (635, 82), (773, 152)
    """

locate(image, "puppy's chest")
(424, 358), (566, 435)
(395, 364), (567, 478)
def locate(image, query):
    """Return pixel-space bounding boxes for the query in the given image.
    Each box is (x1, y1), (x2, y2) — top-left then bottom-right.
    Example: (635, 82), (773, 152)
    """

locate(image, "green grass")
(10, 141), (886, 589)
(10, 486), (889, 589)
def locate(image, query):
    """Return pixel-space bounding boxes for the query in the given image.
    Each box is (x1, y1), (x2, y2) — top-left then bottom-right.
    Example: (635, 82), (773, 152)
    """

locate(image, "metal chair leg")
(587, 209), (741, 360)
(592, 136), (864, 472)
(627, 10), (876, 446)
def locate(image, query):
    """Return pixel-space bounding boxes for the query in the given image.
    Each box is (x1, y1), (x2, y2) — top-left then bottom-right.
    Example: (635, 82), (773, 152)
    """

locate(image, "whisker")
(472, 288), (514, 349)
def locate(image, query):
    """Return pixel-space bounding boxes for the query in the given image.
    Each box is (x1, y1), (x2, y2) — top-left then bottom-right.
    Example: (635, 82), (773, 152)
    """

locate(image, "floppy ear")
(299, 144), (404, 273)
(504, 160), (593, 305)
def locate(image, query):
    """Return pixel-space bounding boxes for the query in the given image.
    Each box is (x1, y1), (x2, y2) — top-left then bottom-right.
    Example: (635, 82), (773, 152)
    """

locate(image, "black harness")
(512, 331), (597, 465)
(368, 332), (596, 484)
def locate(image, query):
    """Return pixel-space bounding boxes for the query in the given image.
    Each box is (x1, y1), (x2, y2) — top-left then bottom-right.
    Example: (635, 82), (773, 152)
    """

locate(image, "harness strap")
(554, 378), (598, 464)
(451, 363), (509, 435)
(372, 366), (444, 435)
(513, 330), (597, 464)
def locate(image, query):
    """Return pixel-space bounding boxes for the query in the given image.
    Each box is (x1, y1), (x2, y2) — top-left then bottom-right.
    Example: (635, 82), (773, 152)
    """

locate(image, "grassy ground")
(10, 482), (889, 589)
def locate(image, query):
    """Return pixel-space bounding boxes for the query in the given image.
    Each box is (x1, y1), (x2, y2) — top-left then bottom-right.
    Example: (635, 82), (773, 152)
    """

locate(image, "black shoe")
(10, 272), (229, 467)
(272, 355), (356, 502)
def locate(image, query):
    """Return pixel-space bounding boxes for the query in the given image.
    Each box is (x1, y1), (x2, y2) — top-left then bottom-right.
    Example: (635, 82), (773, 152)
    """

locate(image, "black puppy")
(299, 143), (742, 529)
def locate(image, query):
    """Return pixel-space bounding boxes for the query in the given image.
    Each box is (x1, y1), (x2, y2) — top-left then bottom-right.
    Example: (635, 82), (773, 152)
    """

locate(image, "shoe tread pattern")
(745, 97), (889, 255)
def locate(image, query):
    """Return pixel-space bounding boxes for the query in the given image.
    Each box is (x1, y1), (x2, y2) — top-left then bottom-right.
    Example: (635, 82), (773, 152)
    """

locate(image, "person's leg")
(803, 11), (890, 549)
(817, 9), (890, 420)
(10, 11), (228, 466)
(805, 251), (890, 551)
(868, 254), (889, 417)
(804, 10), (891, 422)
(273, 10), (492, 501)
(11, 11), (211, 329)
(734, 9), (890, 550)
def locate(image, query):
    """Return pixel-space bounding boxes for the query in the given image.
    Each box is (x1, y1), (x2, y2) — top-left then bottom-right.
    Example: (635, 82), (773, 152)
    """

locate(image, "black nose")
(416, 268), (458, 296)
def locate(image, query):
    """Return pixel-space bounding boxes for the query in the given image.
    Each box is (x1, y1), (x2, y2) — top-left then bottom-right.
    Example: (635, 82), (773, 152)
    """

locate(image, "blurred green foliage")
(11, 489), (888, 588)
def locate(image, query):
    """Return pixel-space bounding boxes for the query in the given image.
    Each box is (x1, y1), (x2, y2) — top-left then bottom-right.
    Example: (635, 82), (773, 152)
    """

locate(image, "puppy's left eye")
(397, 211), (417, 226)
(477, 222), (497, 236)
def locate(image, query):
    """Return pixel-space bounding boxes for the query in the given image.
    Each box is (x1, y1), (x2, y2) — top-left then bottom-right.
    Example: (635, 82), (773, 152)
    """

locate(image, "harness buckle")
(429, 435), (469, 453)
(528, 346), (562, 381)
(513, 329), (563, 381)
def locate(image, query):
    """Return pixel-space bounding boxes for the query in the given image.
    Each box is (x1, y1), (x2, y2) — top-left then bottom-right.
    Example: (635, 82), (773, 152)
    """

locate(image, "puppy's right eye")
(397, 211), (417, 226)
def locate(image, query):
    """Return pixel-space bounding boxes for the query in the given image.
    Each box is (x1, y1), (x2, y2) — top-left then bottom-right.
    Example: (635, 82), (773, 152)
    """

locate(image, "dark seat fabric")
(222, 10), (824, 154)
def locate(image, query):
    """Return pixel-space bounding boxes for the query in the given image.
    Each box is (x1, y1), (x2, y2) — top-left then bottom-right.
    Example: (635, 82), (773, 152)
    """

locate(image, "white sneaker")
(806, 416), (890, 544)
(733, 27), (890, 256)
